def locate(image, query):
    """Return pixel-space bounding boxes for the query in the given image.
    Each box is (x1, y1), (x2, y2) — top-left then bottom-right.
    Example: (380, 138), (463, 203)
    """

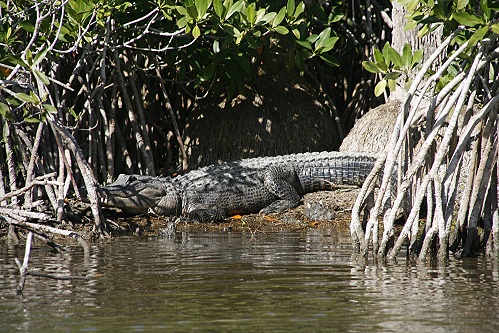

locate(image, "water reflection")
(1, 228), (499, 333)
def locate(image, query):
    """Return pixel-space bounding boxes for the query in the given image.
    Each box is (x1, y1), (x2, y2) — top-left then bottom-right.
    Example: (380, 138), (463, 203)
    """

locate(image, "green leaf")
(192, 25), (201, 38)
(382, 42), (391, 66)
(322, 37), (338, 53)
(25, 49), (33, 66)
(19, 21), (35, 33)
(468, 26), (489, 48)
(34, 69), (50, 85)
(373, 49), (384, 64)
(374, 80), (387, 97)
(385, 71), (402, 80)
(319, 54), (340, 67)
(456, 0), (469, 10)
(0, 102), (10, 118)
(481, 0), (491, 20)
(246, 3), (256, 25)
(195, 0), (212, 19)
(257, 12), (276, 25)
(387, 46), (403, 68)
(294, 1), (305, 18)
(16, 92), (38, 104)
(412, 49), (423, 68)
(7, 55), (28, 68)
(213, 0), (224, 18)
(287, 0), (295, 16)
(452, 12), (484, 27)
(272, 7), (287, 27)
(186, 5), (198, 19)
(199, 64), (216, 82)
(362, 61), (383, 74)
(175, 5), (188, 16)
(24, 117), (40, 123)
(43, 103), (58, 114)
(314, 27), (331, 51)
(235, 53), (251, 74)
(177, 16), (190, 28)
(296, 39), (312, 50)
(404, 20), (418, 31)
(402, 44), (412, 68)
(226, 0), (244, 20)
(388, 78), (397, 92)
(33, 49), (48, 66)
(491, 23), (499, 34)
(254, 8), (266, 24)
(274, 26), (289, 35)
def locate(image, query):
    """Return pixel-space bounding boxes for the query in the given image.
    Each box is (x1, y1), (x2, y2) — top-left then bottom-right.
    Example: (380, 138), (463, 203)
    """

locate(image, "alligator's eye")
(125, 175), (138, 185)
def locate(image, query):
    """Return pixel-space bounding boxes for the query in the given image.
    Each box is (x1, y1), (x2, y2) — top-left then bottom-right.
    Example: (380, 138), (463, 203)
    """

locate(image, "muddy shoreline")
(0, 189), (360, 243)
(104, 188), (360, 237)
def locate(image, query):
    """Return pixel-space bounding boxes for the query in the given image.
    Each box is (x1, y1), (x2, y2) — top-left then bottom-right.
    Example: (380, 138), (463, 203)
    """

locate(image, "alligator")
(100, 151), (378, 221)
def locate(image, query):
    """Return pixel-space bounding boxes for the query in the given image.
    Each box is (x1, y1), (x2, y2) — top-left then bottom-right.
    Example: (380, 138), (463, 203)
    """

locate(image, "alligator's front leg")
(259, 165), (301, 214)
(187, 208), (226, 222)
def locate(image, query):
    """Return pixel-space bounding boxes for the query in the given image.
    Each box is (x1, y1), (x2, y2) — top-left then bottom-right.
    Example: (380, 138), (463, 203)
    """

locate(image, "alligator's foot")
(187, 208), (226, 222)
(259, 199), (300, 214)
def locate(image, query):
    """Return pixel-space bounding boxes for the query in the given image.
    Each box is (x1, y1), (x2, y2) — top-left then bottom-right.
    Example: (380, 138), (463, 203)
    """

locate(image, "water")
(1, 227), (499, 332)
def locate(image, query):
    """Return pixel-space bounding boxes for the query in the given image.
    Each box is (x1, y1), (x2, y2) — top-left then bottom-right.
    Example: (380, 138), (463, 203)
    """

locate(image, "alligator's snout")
(100, 177), (166, 214)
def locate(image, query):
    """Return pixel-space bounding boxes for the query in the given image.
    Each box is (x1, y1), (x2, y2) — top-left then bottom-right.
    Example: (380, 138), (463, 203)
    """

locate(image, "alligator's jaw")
(101, 181), (165, 214)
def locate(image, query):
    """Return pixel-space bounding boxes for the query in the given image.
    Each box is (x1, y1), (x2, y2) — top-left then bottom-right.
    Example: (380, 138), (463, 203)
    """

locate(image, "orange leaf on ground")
(264, 216), (277, 221)
(230, 215), (243, 219)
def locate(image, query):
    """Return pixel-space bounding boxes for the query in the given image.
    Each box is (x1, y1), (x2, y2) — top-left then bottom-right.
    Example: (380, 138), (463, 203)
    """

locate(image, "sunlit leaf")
(34, 69), (50, 85)
(43, 104), (58, 114)
(24, 117), (40, 123)
(16, 92), (38, 104)
(387, 46), (403, 68)
(314, 27), (331, 50)
(374, 79), (387, 97)
(25, 49), (33, 66)
(272, 7), (286, 27)
(274, 26), (289, 35)
(0, 102), (10, 118)
(491, 23), (499, 34)
(456, 0), (469, 11)
(195, 0), (212, 19)
(373, 49), (384, 64)
(192, 25), (201, 38)
(468, 26), (488, 48)
(402, 44), (412, 68)
(412, 49), (424, 68)
(362, 61), (383, 74)
(286, 0), (295, 17)
(452, 12), (484, 27)
(225, 0), (244, 20)
(294, 1), (305, 17)
(213, 0), (224, 18)
(33, 49), (49, 66)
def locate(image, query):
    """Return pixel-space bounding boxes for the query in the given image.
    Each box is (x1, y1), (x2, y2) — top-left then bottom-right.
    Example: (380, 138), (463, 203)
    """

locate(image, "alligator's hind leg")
(259, 165), (301, 214)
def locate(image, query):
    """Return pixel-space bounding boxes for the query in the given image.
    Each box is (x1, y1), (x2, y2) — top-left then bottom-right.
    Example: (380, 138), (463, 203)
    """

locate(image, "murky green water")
(1, 227), (499, 332)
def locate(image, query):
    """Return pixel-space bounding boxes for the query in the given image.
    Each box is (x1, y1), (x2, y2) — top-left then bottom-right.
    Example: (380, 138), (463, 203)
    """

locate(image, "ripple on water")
(1, 231), (499, 333)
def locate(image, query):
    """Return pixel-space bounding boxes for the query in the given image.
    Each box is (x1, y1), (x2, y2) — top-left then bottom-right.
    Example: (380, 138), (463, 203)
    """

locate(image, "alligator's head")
(100, 174), (182, 216)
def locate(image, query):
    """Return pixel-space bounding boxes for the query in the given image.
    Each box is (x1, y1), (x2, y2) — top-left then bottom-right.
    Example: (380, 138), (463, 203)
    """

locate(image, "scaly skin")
(101, 151), (377, 221)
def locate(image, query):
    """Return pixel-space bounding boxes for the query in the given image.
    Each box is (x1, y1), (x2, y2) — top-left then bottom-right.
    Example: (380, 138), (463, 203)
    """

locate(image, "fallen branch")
(7, 220), (90, 258)
(0, 173), (60, 202)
